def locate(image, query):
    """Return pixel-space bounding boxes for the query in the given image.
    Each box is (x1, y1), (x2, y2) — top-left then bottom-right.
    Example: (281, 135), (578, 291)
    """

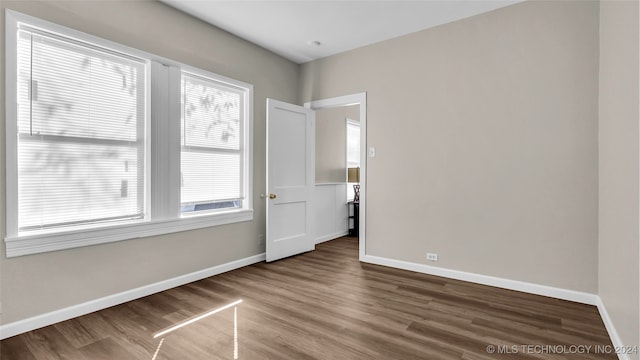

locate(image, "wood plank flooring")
(1, 237), (616, 359)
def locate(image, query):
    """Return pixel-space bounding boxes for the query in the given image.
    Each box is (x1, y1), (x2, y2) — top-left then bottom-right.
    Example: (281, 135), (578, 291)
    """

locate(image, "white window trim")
(4, 10), (254, 257)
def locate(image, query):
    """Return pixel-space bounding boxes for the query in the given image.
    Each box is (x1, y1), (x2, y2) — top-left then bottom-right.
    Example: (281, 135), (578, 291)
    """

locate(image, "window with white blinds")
(5, 10), (254, 256)
(16, 25), (146, 232)
(180, 74), (244, 213)
(346, 120), (360, 201)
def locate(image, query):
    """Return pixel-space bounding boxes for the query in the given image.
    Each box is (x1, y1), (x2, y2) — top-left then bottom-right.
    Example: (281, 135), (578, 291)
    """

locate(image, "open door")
(266, 99), (315, 262)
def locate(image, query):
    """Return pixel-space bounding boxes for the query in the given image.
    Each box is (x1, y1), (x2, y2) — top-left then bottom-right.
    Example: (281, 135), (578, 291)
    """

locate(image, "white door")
(266, 99), (315, 262)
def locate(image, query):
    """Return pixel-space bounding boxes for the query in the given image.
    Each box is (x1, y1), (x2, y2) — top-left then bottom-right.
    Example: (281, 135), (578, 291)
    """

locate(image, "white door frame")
(305, 92), (367, 260)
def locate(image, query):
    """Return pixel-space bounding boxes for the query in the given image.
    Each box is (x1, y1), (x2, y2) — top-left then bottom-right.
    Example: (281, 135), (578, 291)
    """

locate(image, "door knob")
(269, 193), (277, 199)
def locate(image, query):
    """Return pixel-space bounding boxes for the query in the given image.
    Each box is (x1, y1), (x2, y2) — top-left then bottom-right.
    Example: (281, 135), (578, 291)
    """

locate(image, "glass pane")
(347, 122), (360, 167)
(181, 151), (241, 206)
(346, 122), (360, 201)
(18, 139), (143, 230)
(18, 32), (144, 141)
(182, 75), (241, 150)
(16, 31), (31, 128)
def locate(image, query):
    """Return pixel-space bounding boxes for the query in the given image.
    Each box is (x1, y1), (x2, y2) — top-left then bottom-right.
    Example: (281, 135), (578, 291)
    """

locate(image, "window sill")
(4, 209), (253, 257)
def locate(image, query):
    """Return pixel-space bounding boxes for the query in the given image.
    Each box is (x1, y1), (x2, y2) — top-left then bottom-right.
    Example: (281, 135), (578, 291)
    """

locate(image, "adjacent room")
(0, 0), (638, 359)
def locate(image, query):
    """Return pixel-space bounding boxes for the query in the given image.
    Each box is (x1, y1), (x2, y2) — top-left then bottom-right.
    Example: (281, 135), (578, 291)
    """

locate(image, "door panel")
(270, 110), (308, 187)
(266, 99), (315, 262)
(270, 202), (306, 241)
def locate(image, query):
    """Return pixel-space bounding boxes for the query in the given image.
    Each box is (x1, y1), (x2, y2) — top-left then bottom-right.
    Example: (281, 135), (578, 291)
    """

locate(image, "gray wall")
(316, 105), (359, 183)
(300, 0), (600, 292)
(599, 1), (640, 357)
(0, 0), (299, 324)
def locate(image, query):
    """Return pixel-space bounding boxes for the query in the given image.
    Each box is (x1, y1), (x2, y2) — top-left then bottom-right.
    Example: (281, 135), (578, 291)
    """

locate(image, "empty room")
(0, 0), (638, 359)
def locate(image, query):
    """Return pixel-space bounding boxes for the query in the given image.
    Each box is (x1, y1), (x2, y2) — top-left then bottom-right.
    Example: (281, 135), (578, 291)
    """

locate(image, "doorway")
(305, 93), (367, 260)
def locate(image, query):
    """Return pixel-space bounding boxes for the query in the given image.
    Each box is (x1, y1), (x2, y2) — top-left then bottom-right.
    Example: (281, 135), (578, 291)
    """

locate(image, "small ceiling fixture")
(309, 40), (322, 47)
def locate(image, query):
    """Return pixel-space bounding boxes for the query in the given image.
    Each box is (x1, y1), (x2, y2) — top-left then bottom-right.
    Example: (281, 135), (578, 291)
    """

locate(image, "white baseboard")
(0, 253), (265, 340)
(596, 297), (632, 360)
(315, 230), (349, 244)
(360, 254), (598, 305)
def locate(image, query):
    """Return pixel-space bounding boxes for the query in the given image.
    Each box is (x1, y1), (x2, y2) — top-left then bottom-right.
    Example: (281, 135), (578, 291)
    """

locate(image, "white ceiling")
(161, 0), (522, 64)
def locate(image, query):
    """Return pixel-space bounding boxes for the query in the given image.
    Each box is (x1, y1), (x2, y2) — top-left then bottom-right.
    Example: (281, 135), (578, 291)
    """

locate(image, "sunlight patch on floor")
(152, 299), (243, 359)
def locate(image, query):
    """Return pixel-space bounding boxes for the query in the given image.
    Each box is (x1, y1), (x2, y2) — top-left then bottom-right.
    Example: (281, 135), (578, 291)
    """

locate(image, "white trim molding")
(316, 231), (349, 245)
(595, 298), (633, 360)
(361, 254), (598, 305)
(5, 210), (253, 258)
(0, 253), (265, 340)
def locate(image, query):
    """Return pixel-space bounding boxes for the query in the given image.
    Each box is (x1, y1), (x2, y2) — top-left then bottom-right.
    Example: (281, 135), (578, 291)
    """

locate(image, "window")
(5, 10), (253, 257)
(15, 24), (146, 233)
(180, 74), (245, 214)
(346, 119), (360, 201)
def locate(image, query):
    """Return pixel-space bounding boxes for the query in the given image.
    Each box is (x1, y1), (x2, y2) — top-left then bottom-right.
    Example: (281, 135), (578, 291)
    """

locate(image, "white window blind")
(16, 26), (146, 232)
(180, 73), (244, 213)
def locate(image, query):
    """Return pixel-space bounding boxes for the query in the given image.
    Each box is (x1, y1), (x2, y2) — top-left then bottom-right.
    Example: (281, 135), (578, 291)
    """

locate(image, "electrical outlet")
(426, 253), (438, 261)
(258, 234), (265, 245)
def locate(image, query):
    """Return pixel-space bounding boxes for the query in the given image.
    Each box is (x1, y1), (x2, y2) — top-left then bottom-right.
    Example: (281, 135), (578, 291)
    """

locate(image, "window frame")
(179, 72), (247, 215)
(4, 10), (254, 257)
(15, 25), (149, 232)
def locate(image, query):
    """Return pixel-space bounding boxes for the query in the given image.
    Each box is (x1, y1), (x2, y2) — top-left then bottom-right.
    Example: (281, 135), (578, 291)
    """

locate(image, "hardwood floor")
(1, 237), (616, 359)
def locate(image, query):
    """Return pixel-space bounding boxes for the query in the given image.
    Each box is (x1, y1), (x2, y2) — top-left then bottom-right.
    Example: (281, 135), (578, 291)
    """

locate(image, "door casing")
(304, 93), (367, 260)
